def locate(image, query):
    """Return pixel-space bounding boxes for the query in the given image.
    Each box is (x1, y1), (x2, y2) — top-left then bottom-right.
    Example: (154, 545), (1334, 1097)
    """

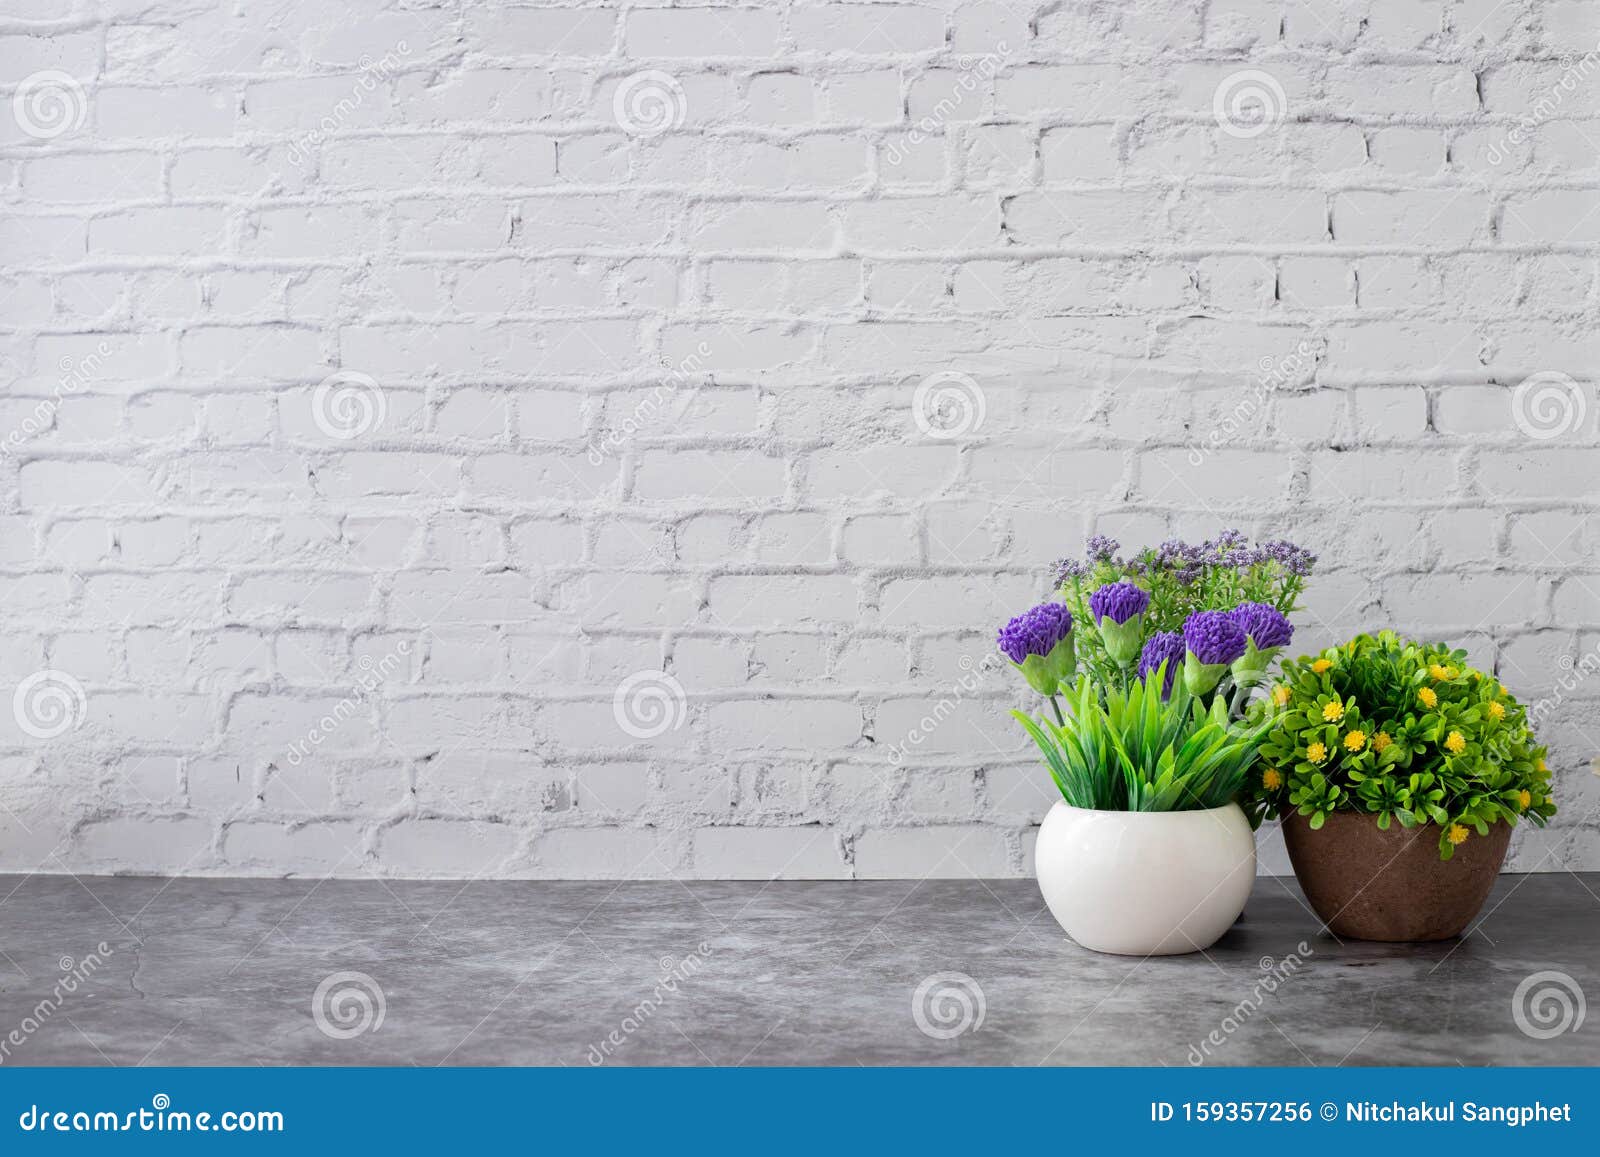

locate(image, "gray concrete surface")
(0, 873), (1595, 1066)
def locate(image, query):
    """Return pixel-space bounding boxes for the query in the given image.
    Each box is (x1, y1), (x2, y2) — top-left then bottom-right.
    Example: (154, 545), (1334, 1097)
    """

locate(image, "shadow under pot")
(1281, 810), (1511, 942)
(1035, 801), (1256, 956)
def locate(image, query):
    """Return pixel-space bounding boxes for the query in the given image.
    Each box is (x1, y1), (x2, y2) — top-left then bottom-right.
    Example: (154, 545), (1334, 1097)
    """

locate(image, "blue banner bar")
(1, 1067), (1594, 1152)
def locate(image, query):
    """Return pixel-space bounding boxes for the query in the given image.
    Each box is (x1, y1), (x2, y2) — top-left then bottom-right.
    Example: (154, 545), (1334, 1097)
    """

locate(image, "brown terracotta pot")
(1281, 810), (1511, 942)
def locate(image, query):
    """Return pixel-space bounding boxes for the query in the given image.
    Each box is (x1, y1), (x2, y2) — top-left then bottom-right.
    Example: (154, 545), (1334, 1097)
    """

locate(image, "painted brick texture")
(1, 0), (1597, 880)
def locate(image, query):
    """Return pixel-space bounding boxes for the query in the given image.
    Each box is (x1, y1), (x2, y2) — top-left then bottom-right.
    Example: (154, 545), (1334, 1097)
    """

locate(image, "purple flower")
(997, 603), (1073, 664)
(1203, 529), (1252, 568)
(1084, 534), (1121, 563)
(1229, 601), (1294, 649)
(1088, 580), (1150, 625)
(1138, 631), (1186, 693)
(1052, 557), (1088, 585)
(1183, 610), (1248, 665)
(1258, 539), (1317, 577)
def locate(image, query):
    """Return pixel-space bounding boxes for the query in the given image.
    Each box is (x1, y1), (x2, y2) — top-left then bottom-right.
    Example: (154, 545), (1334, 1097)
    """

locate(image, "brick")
(854, 825), (1010, 878)
(533, 828), (679, 878)
(379, 819), (520, 875)
(691, 826), (848, 879)
(4, 0), (1594, 883)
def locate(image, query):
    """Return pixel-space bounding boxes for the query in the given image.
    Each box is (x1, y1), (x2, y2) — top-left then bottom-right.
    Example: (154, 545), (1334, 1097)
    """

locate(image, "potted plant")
(1249, 630), (1556, 941)
(1000, 532), (1316, 956)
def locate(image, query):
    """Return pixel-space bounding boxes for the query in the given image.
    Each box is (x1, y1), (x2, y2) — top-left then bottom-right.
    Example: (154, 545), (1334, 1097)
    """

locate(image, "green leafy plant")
(1014, 667), (1271, 812)
(1249, 630), (1556, 859)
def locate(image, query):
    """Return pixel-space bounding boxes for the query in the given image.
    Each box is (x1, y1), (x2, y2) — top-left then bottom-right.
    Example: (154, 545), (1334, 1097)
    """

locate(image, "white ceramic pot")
(1034, 801), (1256, 956)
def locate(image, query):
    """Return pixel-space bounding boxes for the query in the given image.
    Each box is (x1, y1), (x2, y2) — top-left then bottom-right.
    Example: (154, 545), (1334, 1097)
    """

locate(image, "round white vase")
(1034, 801), (1256, 956)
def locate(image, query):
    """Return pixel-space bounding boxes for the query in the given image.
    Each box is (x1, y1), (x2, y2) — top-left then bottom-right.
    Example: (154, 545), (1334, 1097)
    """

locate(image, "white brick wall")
(2, 0), (1598, 880)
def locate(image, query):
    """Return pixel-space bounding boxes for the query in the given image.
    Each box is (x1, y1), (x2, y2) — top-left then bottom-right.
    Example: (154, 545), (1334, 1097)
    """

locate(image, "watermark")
(585, 341), (712, 465)
(284, 641), (411, 766)
(312, 370), (387, 440)
(0, 944), (114, 1064)
(12, 670), (88, 740)
(11, 70), (87, 140)
(18, 1095), (283, 1133)
(909, 370), (986, 439)
(1185, 943), (1314, 1064)
(1512, 970), (1585, 1040)
(312, 971), (386, 1040)
(1213, 69), (1288, 138)
(1486, 40), (1600, 165)
(2, 341), (113, 457)
(585, 943), (712, 1064)
(1512, 371), (1588, 440)
(912, 972), (986, 1039)
(884, 45), (1009, 167)
(1186, 340), (1316, 465)
(285, 44), (412, 167)
(1523, 640), (1600, 739)
(613, 670), (688, 740)
(613, 70), (687, 137)
(887, 653), (1002, 765)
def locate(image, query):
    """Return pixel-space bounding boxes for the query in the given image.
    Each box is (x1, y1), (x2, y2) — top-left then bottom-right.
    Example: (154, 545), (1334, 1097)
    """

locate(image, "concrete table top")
(0, 873), (1595, 1066)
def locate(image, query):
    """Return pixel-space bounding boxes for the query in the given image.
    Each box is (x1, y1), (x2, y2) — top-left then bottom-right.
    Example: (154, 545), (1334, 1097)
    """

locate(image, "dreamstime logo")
(2, 342), (112, 458)
(1529, 641), (1600, 733)
(884, 43), (1010, 166)
(613, 70), (686, 137)
(1486, 40), (1600, 165)
(586, 942), (712, 1065)
(12, 70), (87, 140)
(312, 971), (386, 1040)
(613, 670), (687, 739)
(585, 341), (712, 465)
(12, 670), (88, 740)
(912, 972), (986, 1040)
(1512, 970), (1586, 1040)
(312, 371), (386, 440)
(285, 43), (411, 167)
(1186, 943), (1313, 1064)
(0, 943), (113, 1065)
(887, 653), (1002, 765)
(1187, 341), (1315, 465)
(1512, 371), (1588, 440)
(1213, 69), (1288, 138)
(284, 641), (411, 766)
(910, 371), (985, 439)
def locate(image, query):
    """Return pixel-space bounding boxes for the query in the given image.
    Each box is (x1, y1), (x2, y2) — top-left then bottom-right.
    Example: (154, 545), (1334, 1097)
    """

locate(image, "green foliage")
(1015, 667), (1269, 813)
(1249, 630), (1556, 859)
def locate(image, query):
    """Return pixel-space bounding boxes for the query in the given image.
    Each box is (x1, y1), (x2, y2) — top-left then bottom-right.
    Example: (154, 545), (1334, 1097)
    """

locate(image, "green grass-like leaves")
(1015, 666), (1269, 812)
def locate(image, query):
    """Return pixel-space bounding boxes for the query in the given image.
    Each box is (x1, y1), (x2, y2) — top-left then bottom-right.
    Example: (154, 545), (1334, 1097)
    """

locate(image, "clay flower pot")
(1035, 801), (1256, 955)
(1281, 810), (1511, 942)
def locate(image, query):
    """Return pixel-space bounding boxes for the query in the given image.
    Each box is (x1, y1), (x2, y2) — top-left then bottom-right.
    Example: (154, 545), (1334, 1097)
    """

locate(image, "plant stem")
(1049, 695), (1065, 727)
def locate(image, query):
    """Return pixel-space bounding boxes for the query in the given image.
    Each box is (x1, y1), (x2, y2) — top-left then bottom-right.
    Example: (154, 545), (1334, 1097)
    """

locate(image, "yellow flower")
(1536, 757), (1547, 773)
(1344, 730), (1366, 752)
(1311, 658), (1332, 674)
(1444, 730), (1467, 754)
(1306, 741), (1328, 764)
(1517, 789), (1532, 810)
(1272, 685), (1291, 707)
(1263, 768), (1283, 790)
(1418, 686), (1438, 709)
(1372, 731), (1393, 753)
(1429, 663), (1456, 681)
(1447, 823), (1470, 846)
(1322, 700), (1344, 722)
(1487, 701), (1505, 721)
